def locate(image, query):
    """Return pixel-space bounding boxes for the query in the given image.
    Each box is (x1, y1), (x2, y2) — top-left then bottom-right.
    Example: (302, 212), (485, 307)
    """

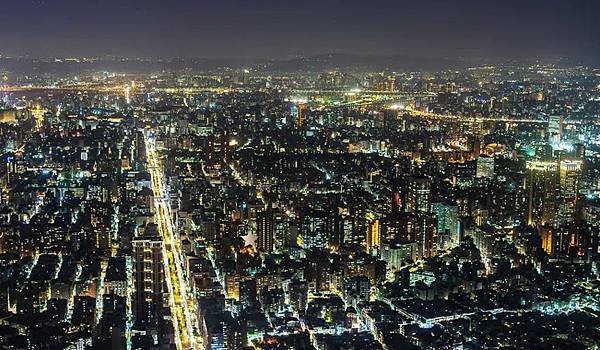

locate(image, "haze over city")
(1, 0), (599, 62)
(0, 1), (599, 350)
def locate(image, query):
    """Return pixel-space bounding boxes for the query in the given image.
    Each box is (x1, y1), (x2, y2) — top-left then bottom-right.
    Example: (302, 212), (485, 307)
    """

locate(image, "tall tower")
(293, 102), (307, 128)
(558, 160), (582, 225)
(132, 235), (164, 327)
(30, 106), (47, 131)
(547, 115), (563, 145)
(476, 156), (495, 178)
(525, 161), (558, 227)
(406, 176), (432, 213)
(414, 212), (437, 260)
(432, 202), (459, 244)
(366, 217), (381, 255)
(221, 128), (230, 165)
(349, 200), (368, 248)
(256, 210), (275, 252)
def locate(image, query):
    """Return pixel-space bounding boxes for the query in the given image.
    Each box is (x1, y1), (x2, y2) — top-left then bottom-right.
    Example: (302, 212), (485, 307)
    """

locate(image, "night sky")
(1, 0), (599, 61)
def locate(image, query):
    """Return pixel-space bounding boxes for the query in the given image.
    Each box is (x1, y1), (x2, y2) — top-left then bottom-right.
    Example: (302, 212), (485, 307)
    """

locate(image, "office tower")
(347, 200), (368, 249)
(381, 240), (416, 273)
(327, 212), (344, 249)
(300, 210), (327, 250)
(469, 119), (484, 137)
(220, 128), (230, 165)
(552, 227), (572, 256)
(95, 227), (112, 254)
(547, 115), (563, 144)
(574, 143), (585, 159)
(292, 102), (307, 128)
(383, 109), (399, 132)
(383, 212), (417, 243)
(225, 312), (247, 350)
(525, 161), (558, 227)
(104, 257), (128, 298)
(391, 190), (403, 214)
(239, 279), (257, 308)
(206, 128), (230, 167)
(300, 208), (343, 251)
(472, 139), (482, 157)
(256, 209), (275, 252)
(473, 208), (488, 227)
(344, 276), (370, 307)
(558, 160), (582, 225)
(288, 280), (308, 316)
(414, 212), (437, 260)
(385, 212), (435, 261)
(273, 209), (291, 250)
(72, 296), (97, 326)
(406, 176), (432, 213)
(432, 202), (459, 245)
(539, 227), (554, 256)
(476, 155), (495, 178)
(583, 200), (600, 226)
(132, 235), (164, 327)
(0, 287), (10, 313)
(366, 217), (381, 255)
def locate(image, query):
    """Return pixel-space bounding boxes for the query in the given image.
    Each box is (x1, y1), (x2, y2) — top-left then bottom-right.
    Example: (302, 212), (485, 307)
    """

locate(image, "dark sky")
(1, 0), (599, 61)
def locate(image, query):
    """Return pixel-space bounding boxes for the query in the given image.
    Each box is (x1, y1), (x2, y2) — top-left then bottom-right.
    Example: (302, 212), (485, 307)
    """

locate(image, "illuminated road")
(145, 131), (201, 350)
(0, 85), (125, 93)
(290, 89), (433, 97)
(401, 108), (587, 125)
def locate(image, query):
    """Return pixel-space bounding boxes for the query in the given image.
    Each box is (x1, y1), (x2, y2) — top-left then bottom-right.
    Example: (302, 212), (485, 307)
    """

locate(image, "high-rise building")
(300, 208), (343, 251)
(132, 235), (164, 327)
(414, 212), (437, 260)
(525, 159), (582, 227)
(207, 128), (230, 167)
(406, 176), (432, 213)
(344, 276), (370, 307)
(348, 201), (368, 248)
(547, 115), (563, 144)
(525, 161), (558, 227)
(104, 257), (128, 298)
(558, 160), (582, 225)
(300, 210), (327, 250)
(432, 202), (460, 245)
(225, 312), (247, 350)
(574, 143), (586, 159)
(366, 218), (381, 255)
(292, 102), (307, 128)
(539, 227), (554, 256)
(384, 212), (436, 260)
(382, 109), (399, 132)
(288, 280), (308, 316)
(273, 210), (291, 250)
(583, 200), (600, 227)
(95, 226), (112, 253)
(239, 279), (257, 308)
(256, 209), (275, 252)
(381, 240), (416, 274)
(476, 155), (495, 178)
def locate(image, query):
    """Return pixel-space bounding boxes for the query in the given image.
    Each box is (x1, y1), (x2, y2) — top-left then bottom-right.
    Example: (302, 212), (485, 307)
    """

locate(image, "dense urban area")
(0, 59), (599, 349)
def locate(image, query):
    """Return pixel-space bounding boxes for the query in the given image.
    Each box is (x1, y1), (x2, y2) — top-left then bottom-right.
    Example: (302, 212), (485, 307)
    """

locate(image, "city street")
(145, 132), (201, 350)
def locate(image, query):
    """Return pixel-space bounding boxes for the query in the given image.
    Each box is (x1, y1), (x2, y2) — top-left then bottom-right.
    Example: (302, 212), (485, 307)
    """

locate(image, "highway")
(145, 131), (201, 350)
(401, 108), (588, 125)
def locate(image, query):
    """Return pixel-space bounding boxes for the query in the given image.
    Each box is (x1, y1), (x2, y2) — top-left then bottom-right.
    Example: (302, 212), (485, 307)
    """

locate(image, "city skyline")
(0, 2), (599, 350)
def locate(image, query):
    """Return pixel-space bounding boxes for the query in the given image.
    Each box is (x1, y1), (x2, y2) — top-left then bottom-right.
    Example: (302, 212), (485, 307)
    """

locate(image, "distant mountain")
(0, 53), (468, 75)
(260, 53), (469, 72)
(0, 57), (260, 75)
